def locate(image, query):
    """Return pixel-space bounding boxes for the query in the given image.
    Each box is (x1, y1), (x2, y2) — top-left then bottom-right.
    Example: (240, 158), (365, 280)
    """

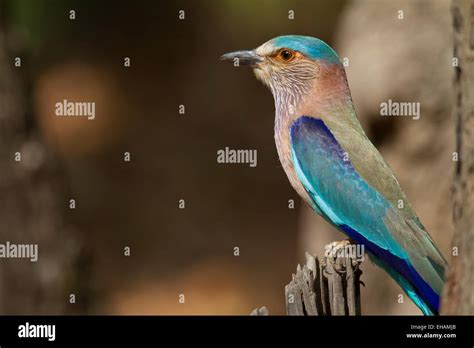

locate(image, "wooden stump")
(250, 307), (269, 316)
(252, 241), (364, 316)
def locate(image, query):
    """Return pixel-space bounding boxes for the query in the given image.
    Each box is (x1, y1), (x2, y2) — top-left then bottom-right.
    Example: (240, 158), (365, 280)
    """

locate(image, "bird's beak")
(220, 50), (264, 67)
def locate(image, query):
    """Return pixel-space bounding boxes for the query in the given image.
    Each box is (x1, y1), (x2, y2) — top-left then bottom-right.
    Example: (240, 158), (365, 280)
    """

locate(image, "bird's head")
(221, 35), (343, 103)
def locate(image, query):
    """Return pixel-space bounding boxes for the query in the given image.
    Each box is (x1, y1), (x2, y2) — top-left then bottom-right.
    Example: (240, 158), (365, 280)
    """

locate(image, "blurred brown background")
(0, 0), (453, 315)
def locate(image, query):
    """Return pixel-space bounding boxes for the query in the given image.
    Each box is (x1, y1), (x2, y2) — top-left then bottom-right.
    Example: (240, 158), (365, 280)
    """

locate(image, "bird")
(221, 35), (447, 315)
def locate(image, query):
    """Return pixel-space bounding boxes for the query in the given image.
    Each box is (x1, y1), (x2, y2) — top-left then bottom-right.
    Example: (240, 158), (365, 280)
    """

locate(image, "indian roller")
(221, 35), (447, 315)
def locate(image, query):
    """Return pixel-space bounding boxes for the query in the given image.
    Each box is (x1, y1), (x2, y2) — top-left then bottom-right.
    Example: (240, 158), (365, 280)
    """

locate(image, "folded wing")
(289, 116), (446, 315)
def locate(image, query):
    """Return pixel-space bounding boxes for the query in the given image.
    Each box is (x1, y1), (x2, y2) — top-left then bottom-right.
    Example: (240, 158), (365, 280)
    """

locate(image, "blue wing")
(290, 116), (445, 315)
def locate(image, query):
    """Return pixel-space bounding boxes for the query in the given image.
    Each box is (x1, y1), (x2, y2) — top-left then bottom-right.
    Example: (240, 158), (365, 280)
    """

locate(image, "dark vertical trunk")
(442, 0), (474, 315)
(0, 0), (83, 314)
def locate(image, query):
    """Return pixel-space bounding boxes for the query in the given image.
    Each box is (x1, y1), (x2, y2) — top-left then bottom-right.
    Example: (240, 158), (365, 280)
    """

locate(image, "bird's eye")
(279, 50), (295, 61)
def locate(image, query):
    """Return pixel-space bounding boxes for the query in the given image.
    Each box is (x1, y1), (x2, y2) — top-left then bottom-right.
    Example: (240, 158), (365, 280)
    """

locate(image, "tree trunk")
(442, 0), (474, 315)
(0, 1), (85, 314)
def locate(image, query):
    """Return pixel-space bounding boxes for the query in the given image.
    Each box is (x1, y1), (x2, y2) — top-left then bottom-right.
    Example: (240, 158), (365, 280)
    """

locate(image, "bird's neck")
(274, 62), (364, 138)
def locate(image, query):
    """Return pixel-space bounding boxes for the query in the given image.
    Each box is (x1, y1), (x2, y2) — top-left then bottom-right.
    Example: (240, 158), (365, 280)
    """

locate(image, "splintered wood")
(250, 306), (269, 316)
(251, 241), (364, 315)
(251, 242), (363, 316)
(285, 249), (363, 316)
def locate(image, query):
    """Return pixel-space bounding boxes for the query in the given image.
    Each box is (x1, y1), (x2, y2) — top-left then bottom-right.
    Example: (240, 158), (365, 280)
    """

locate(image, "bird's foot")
(324, 240), (353, 260)
(323, 240), (364, 275)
